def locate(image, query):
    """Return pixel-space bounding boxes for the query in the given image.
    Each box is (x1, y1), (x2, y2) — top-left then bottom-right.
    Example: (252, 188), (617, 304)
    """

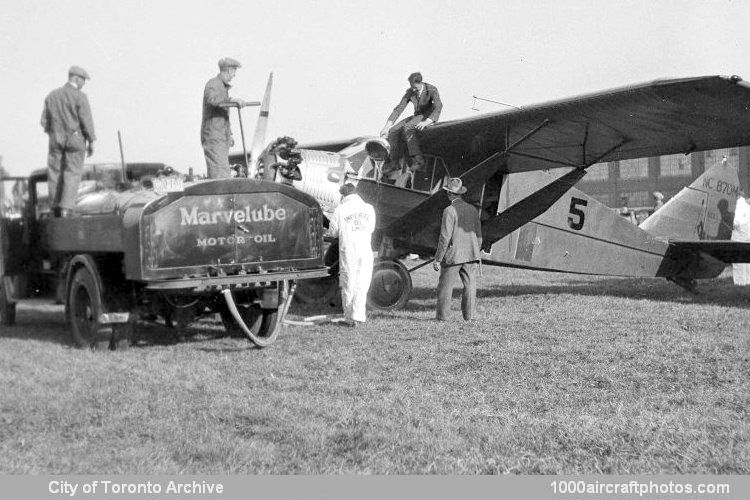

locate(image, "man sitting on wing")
(380, 72), (442, 173)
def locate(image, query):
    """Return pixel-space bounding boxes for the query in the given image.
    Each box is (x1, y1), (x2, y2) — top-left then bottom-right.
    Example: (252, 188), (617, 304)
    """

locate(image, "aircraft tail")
(248, 72), (273, 177)
(640, 158), (740, 240)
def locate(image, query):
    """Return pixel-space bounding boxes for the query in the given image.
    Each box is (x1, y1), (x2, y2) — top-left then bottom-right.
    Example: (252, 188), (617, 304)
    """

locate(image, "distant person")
(0, 155), (7, 213)
(433, 177), (482, 321)
(619, 196), (629, 215)
(652, 191), (665, 211)
(11, 179), (28, 215)
(328, 183), (376, 327)
(619, 196), (635, 224)
(732, 196), (750, 285)
(380, 72), (442, 173)
(40, 66), (96, 217)
(201, 57), (246, 179)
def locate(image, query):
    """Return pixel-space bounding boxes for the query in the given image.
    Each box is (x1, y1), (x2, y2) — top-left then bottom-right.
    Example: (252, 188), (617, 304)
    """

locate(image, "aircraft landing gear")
(297, 248), (416, 311)
(367, 259), (413, 310)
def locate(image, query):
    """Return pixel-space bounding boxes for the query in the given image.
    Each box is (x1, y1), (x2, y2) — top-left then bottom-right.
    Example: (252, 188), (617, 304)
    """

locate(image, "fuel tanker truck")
(0, 163), (329, 349)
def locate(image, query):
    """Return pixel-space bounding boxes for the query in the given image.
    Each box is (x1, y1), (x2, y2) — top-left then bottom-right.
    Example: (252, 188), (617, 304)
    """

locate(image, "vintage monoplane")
(235, 75), (750, 309)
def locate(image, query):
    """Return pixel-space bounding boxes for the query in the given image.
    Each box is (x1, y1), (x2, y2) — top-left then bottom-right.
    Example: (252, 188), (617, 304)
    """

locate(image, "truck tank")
(0, 167), (330, 348)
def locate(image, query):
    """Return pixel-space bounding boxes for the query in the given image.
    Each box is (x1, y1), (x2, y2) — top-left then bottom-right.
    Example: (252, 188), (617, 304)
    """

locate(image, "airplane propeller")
(248, 72), (274, 178)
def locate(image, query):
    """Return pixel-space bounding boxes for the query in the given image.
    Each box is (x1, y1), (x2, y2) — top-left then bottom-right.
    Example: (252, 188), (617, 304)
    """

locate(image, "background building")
(578, 146), (748, 215)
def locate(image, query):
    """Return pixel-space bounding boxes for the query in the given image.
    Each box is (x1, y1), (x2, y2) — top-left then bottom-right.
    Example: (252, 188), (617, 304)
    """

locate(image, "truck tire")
(220, 303), (263, 338)
(67, 266), (112, 349)
(256, 309), (280, 342)
(0, 279), (16, 326)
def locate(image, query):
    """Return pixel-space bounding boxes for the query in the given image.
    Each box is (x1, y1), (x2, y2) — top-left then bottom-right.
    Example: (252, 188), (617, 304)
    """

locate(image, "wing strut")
(458, 119), (552, 184)
(479, 138), (629, 249)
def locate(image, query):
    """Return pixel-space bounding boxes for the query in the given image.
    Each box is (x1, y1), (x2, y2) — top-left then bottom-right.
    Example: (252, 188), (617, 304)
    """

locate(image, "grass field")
(1, 265), (749, 474)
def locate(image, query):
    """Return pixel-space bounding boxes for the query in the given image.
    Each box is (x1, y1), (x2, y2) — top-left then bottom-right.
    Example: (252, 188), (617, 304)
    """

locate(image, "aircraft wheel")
(0, 278), (16, 326)
(367, 259), (412, 310)
(220, 303), (263, 338)
(67, 267), (111, 349)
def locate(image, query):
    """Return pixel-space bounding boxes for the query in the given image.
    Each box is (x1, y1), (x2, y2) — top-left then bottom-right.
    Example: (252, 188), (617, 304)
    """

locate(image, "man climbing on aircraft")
(433, 177), (482, 321)
(201, 57), (246, 179)
(380, 72), (442, 173)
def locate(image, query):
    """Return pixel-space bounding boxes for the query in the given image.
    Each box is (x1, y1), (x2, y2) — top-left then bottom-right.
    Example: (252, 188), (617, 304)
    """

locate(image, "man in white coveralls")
(329, 183), (376, 327)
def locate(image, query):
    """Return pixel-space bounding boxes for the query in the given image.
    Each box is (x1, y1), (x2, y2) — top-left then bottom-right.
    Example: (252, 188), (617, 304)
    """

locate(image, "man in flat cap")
(201, 57), (247, 179)
(433, 177), (482, 321)
(380, 72), (442, 173)
(328, 183), (376, 327)
(40, 65), (96, 217)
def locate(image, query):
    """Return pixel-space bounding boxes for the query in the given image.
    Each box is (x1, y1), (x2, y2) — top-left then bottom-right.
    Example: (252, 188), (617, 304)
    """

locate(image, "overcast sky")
(1, 0), (749, 176)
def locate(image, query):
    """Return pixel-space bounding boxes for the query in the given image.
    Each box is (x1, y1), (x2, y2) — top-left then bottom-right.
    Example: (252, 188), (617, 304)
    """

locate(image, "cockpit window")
(361, 156), (449, 194)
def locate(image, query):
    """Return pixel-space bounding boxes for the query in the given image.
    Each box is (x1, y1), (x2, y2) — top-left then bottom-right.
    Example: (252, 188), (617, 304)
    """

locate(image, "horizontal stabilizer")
(666, 240), (750, 264)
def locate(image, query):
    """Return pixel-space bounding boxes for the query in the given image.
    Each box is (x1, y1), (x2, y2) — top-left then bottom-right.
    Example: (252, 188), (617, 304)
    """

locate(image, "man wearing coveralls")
(433, 177), (482, 321)
(380, 72), (442, 172)
(201, 57), (246, 179)
(329, 183), (376, 327)
(40, 65), (96, 217)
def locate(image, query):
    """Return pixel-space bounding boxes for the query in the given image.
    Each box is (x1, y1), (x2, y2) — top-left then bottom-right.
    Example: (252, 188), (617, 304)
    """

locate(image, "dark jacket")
(40, 83), (96, 143)
(388, 82), (442, 123)
(201, 76), (233, 144)
(434, 197), (482, 265)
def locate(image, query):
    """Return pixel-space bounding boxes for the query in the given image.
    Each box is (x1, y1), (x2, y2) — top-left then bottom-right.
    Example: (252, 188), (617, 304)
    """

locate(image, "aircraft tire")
(367, 259), (412, 311)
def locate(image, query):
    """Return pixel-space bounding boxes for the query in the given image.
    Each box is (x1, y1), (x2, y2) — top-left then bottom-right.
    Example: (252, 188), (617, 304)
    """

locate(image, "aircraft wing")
(297, 137), (368, 153)
(420, 75), (750, 173)
(667, 240), (750, 264)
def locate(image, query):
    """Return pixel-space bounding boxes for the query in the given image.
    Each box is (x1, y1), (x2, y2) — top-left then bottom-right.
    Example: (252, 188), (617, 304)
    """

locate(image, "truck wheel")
(255, 309), (280, 343)
(294, 275), (339, 306)
(67, 267), (111, 349)
(220, 303), (263, 338)
(0, 279), (16, 326)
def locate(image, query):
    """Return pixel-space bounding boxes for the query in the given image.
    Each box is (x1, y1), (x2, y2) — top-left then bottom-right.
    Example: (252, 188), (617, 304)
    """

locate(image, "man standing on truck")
(329, 183), (376, 327)
(40, 66), (96, 217)
(201, 57), (246, 179)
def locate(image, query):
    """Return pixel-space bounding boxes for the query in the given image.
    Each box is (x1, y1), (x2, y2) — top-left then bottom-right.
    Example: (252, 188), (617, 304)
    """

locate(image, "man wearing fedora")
(379, 72), (442, 173)
(201, 57), (247, 179)
(40, 65), (96, 217)
(433, 177), (482, 321)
